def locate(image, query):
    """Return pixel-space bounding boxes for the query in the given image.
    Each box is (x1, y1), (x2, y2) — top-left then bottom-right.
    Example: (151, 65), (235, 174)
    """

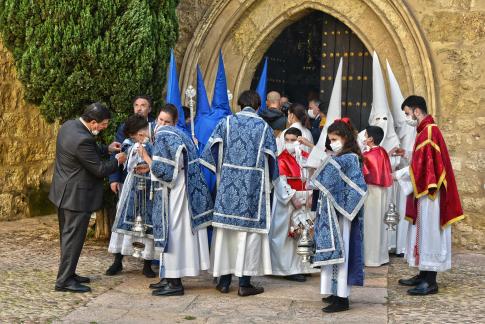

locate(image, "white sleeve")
(274, 176), (296, 204)
(395, 166), (413, 195)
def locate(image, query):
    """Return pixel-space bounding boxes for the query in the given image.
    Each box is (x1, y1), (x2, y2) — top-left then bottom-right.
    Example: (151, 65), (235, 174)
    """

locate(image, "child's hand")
(291, 196), (303, 209)
(297, 136), (314, 148)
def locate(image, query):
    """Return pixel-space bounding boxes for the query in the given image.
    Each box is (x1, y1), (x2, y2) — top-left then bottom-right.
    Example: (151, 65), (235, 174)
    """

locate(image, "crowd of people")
(49, 89), (463, 314)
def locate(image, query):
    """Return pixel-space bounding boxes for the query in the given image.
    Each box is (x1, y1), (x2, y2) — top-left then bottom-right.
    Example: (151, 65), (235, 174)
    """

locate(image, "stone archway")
(180, 0), (438, 115)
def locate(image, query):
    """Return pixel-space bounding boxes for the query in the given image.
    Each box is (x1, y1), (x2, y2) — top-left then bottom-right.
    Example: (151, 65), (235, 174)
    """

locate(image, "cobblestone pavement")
(0, 215), (142, 323)
(388, 251), (485, 323)
(0, 215), (483, 323)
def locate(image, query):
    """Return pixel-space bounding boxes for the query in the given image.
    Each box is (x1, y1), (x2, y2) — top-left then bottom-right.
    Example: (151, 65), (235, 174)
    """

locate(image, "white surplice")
(210, 228), (272, 277)
(162, 159), (210, 278)
(108, 232), (155, 260)
(395, 166), (451, 272)
(269, 178), (319, 275)
(320, 214), (351, 298)
(363, 185), (389, 267)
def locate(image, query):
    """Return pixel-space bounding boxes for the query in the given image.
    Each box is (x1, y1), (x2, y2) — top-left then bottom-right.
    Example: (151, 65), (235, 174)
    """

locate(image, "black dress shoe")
(152, 284), (184, 296)
(149, 279), (168, 289)
(238, 284), (264, 297)
(407, 281), (438, 296)
(398, 275), (425, 286)
(395, 253), (405, 258)
(105, 262), (123, 276)
(322, 295), (336, 303)
(284, 274), (307, 282)
(73, 274), (91, 283)
(322, 297), (349, 313)
(143, 260), (157, 278)
(216, 284), (230, 293)
(55, 282), (91, 293)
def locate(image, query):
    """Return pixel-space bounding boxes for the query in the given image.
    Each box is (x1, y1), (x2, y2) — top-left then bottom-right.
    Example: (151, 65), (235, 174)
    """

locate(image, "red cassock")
(362, 146), (393, 187)
(278, 149), (308, 191)
(406, 115), (464, 228)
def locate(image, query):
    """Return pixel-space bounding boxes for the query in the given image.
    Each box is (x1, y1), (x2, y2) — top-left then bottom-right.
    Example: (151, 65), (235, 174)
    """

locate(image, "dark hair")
(365, 125), (384, 146)
(81, 102), (111, 122)
(327, 120), (362, 159)
(132, 95), (152, 107)
(237, 90), (261, 110)
(285, 127), (302, 138)
(182, 106), (190, 120)
(159, 103), (178, 123)
(401, 95), (427, 114)
(289, 103), (311, 129)
(318, 102), (328, 116)
(123, 114), (149, 137)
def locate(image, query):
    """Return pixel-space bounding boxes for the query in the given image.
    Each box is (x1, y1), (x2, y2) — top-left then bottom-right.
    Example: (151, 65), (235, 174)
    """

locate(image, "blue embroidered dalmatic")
(200, 107), (279, 233)
(112, 139), (153, 237)
(311, 153), (367, 286)
(150, 126), (213, 253)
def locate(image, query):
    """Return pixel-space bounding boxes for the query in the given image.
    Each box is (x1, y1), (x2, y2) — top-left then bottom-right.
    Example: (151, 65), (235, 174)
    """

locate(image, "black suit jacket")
(49, 119), (119, 212)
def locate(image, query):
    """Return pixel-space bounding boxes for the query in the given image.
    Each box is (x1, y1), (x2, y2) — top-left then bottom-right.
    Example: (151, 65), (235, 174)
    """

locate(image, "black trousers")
(219, 274), (251, 287)
(56, 208), (91, 287)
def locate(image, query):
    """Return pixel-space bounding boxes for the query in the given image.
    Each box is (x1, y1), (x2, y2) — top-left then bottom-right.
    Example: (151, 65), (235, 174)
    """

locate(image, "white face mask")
(91, 129), (99, 136)
(308, 109), (316, 119)
(285, 142), (298, 154)
(143, 137), (150, 144)
(405, 115), (418, 127)
(330, 140), (343, 153)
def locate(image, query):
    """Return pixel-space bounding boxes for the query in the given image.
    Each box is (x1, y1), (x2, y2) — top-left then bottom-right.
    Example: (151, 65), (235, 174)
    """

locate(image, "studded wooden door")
(251, 11), (372, 130)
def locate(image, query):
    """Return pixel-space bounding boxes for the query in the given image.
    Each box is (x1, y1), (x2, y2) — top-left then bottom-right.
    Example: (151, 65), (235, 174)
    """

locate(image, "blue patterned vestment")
(311, 153), (367, 286)
(111, 139), (154, 237)
(200, 107), (279, 233)
(150, 126), (213, 253)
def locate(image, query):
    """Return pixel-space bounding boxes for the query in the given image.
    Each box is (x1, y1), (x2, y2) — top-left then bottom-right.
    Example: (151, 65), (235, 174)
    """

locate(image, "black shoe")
(238, 284), (264, 297)
(284, 274), (307, 282)
(152, 284), (184, 296)
(73, 274), (91, 284)
(395, 253), (405, 258)
(398, 275), (425, 286)
(216, 284), (230, 294)
(55, 282), (91, 293)
(143, 260), (157, 278)
(322, 297), (349, 313)
(322, 295), (336, 303)
(149, 279), (168, 289)
(407, 281), (438, 296)
(105, 262), (123, 276)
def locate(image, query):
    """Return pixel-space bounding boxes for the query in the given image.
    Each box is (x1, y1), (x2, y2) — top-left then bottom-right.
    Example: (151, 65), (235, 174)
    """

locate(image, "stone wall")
(0, 0), (483, 249)
(174, 0), (485, 250)
(0, 41), (58, 221)
(406, 0), (485, 249)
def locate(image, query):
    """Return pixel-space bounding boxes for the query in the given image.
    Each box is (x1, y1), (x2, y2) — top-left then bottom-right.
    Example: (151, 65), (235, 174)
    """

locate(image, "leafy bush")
(0, 0), (178, 131)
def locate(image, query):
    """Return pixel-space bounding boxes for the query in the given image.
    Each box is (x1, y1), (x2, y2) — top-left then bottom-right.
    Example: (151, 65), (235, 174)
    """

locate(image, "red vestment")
(278, 149), (308, 191)
(406, 115), (464, 228)
(362, 146), (393, 187)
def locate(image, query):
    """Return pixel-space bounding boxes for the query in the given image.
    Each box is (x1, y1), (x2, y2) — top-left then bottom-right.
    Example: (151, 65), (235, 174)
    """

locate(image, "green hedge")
(0, 0), (179, 138)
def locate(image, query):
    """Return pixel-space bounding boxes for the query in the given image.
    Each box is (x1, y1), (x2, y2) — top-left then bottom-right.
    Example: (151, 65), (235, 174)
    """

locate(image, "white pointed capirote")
(368, 51), (400, 152)
(386, 59), (416, 152)
(307, 58), (343, 168)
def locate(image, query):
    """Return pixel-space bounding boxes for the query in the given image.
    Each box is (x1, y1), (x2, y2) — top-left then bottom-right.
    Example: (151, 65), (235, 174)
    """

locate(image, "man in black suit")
(49, 102), (127, 293)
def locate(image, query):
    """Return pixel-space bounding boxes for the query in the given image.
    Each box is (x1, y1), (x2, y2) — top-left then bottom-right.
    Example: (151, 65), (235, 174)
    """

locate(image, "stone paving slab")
(1, 215), (484, 323)
(58, 268), (388, 324)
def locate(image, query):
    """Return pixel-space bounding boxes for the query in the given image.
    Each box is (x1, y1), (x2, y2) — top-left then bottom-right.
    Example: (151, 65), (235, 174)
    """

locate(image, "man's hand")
(389, 147), (405, 157)
(110, 182), (120, 194)
(108, 142), (122, 153)
(115, 152), (127, 165)
(135, 164), (150, 174)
